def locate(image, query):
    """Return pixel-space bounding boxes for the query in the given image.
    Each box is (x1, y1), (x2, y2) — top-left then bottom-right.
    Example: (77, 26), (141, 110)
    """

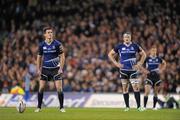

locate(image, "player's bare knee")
(154, 91), (158, 96)
(39, 80), (46, 92)
(122, 86), (128, 93)
(144, 91), (150, 96)
(122, 87), (128, 93)
(56, 87), (63, 93)
(154, 87), (159, 95)
(134, 89), (139, 92)
(123, 89), (128, 93)
(133, 86), (139, 92)
(131, 83), (139, 91)
(39, 87), (44, 93)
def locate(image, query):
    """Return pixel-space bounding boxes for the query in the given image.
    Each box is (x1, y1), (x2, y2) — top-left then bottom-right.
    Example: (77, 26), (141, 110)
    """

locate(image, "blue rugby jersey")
(38, 40), (63, 68)
(145, 56), (163, 72)
(114, 43), (141, 71)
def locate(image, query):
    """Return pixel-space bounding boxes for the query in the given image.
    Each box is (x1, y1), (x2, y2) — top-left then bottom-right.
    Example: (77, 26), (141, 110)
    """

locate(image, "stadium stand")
(0, 0), (180, 93)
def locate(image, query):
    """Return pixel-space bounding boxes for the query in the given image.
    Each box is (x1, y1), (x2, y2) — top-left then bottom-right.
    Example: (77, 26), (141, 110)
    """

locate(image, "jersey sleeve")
(159, 57), (163, 63)
(143, 57), (147, 66)
(113, 44), (120, 53)
(135, 44), (141, 53)
(38, 43), (43, 56)
(58, 43), (64, 55)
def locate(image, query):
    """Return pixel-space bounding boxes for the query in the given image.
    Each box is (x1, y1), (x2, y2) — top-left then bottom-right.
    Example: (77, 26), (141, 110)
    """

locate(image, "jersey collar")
(123, 42), (132, 47)
(150, 55), (157, 59)
(45, 40), (54, 45)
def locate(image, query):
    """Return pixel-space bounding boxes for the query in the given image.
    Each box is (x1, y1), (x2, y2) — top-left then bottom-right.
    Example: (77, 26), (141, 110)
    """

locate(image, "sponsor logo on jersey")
(43, 46), (47, 49)
(130, 47), (134, 50)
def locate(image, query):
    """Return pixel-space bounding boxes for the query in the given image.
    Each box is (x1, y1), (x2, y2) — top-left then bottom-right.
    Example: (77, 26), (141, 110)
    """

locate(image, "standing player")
(108, 32), (146, 111)
(35, 26), (65, 112)
(143, 46), (166, 110)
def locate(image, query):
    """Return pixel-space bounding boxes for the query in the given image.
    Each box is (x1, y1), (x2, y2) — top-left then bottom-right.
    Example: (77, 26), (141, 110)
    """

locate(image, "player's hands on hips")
(133, 65), (140, 70)
(144, 69), (150, 74)
(58, 68), (63, 74)
(115, 63), (123, 68)
(133, 62), (142, 71)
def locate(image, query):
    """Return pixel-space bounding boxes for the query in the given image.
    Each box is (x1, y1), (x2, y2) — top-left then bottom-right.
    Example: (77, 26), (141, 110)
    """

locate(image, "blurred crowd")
(0, 0), (180, 93)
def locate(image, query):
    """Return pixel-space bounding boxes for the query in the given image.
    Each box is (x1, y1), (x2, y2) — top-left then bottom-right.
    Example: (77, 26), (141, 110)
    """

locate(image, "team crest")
(130, 47), (134, 50)
(52, 46), (55, 49)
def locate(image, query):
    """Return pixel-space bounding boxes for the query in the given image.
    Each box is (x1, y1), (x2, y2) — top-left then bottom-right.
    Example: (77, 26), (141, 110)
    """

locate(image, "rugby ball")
(16, 100), (26, 113)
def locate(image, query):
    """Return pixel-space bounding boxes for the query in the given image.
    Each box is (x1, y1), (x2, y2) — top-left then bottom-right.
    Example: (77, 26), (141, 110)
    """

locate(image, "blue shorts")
(41, 67), (62, 81)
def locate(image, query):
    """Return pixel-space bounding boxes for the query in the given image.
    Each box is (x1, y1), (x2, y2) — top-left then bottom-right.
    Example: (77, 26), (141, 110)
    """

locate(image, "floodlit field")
(0, 108), (180, 120)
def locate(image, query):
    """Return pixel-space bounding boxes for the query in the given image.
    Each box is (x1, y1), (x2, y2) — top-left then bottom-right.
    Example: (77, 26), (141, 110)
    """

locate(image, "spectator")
(0, 0), (179, 93)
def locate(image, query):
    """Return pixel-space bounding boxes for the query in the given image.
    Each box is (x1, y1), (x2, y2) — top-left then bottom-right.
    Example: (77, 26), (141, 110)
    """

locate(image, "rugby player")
(35, 26), (65, 112)
(108, 32), (146, 111)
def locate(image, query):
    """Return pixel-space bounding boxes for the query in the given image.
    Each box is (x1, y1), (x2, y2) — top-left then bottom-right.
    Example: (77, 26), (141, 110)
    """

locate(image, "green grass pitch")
(0, 108), (179, 120)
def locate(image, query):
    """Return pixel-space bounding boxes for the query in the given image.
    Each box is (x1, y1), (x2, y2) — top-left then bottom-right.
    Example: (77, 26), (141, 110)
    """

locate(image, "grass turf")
(0, 108), (179, 120)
